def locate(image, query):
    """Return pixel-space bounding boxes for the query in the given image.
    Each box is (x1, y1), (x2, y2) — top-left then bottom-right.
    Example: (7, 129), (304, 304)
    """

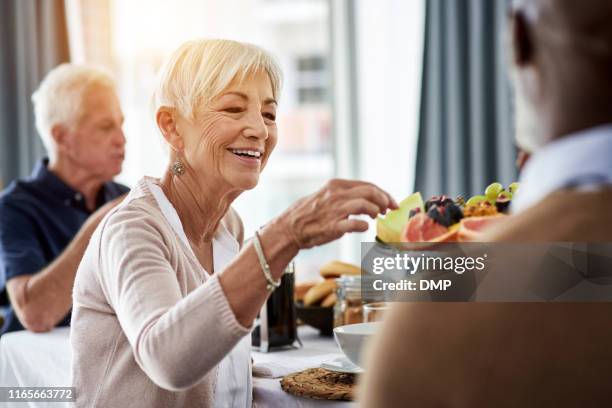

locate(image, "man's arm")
(6, 196), (124, 332)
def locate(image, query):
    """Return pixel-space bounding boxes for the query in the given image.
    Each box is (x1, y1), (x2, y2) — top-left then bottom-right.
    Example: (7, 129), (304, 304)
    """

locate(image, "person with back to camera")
(361, 0), (612, 407)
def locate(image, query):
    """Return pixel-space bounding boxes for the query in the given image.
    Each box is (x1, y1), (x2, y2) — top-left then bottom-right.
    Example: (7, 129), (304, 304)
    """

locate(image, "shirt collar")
(30, 158), (81, 202)
(30, 158), (111, 211)
(512, 124), (612, 212)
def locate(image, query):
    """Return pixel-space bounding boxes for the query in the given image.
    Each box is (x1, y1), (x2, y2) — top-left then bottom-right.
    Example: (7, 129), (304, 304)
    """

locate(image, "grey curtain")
(415, 0), (517, 199)
(0, 0), (70, 189)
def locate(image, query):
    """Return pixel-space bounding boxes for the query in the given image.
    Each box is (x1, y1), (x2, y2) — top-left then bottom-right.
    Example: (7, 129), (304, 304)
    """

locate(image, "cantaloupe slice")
(376, 192), (425, 243)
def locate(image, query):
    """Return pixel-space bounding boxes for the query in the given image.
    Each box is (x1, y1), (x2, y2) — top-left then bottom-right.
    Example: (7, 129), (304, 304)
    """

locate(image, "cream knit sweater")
(70, 177), (251, 407)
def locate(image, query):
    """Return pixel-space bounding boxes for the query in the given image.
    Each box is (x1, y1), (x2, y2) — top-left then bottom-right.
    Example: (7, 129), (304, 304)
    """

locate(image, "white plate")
(321, 356), (364, 374)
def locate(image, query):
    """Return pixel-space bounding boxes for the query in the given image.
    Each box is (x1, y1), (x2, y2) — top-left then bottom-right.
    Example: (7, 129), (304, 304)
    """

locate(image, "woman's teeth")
(230, 149), (262, 158)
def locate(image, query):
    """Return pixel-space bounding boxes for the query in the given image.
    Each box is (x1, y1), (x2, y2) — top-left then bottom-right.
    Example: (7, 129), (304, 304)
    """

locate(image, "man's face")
(61, 85), (126, 180)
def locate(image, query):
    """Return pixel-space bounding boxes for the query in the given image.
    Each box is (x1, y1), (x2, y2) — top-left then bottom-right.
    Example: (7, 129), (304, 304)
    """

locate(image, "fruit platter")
(376, 182), (520, 243)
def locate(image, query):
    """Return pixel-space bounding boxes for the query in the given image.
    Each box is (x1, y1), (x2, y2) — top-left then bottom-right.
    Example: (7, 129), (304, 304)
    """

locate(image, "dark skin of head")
(512, 0), (612, 142)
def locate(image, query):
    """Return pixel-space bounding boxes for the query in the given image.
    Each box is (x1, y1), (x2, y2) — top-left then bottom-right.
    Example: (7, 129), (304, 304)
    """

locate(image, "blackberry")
(425, 195), (454, 212)
(427, 204), (452, 227)
(425, 196), (440, 212)
(440, 196), (454, 206)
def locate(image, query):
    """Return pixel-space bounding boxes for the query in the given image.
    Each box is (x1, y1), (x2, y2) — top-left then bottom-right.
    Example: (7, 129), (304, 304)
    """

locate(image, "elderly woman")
(70, 39), (396, 407)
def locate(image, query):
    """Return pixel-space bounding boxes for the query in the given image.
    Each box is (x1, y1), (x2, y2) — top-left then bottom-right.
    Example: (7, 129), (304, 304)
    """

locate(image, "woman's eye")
(224, 107), (244, 114)
(263, 112), (276, 121)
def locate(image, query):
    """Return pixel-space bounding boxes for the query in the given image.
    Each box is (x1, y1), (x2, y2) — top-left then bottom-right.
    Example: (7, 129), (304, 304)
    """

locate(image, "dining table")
(0, 325), (356, 408)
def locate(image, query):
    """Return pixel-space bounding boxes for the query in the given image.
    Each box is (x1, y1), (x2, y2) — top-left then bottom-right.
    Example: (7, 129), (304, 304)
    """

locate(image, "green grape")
(485, 182), (503, 201)
(465, 195), (487, 206)
(508, 182), (520, 195)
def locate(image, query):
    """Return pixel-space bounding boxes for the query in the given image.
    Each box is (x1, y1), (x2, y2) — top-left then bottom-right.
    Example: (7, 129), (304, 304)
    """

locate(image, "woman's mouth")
(227, 148), (262, 167)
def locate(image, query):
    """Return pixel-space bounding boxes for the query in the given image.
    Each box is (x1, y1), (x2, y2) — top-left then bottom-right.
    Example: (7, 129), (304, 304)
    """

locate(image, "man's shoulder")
(483, 188), (612, 241)
(106, 180), (130, 197)
(0, 179), (39, 217)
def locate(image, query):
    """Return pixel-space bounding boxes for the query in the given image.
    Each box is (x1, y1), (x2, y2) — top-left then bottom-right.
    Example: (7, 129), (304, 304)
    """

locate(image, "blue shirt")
(0, 159), (129, 334)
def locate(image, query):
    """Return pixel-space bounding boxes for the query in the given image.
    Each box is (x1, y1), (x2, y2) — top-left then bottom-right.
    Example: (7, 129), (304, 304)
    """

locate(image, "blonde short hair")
(31, 63), (116, 159)
(153, 39), (283, 121)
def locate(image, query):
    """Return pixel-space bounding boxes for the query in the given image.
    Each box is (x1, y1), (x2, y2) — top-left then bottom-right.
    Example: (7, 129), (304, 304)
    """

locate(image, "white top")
(146, 179), (252, 408)
(512, 124), (612, 213)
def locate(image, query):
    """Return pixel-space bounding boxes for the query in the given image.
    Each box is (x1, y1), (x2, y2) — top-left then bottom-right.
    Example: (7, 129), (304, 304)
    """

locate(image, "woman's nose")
(243, 110), (268, 140)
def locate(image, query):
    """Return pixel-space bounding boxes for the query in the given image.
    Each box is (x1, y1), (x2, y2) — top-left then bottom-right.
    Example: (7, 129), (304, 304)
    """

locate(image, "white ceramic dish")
(333, 322), (380, 368)
(321, 356), (363, 374)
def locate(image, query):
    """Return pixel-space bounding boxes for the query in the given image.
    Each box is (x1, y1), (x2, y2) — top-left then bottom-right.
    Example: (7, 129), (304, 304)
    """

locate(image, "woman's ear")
(156, 107), (184, 152)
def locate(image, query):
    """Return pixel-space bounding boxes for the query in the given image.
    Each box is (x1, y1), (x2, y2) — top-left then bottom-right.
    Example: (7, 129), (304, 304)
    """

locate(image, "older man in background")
(361, 0), (612, 406)
(0, 64), (128, 334)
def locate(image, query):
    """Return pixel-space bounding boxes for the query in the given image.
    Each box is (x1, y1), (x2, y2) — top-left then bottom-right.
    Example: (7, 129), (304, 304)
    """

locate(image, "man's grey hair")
(31, 63), (116, 160)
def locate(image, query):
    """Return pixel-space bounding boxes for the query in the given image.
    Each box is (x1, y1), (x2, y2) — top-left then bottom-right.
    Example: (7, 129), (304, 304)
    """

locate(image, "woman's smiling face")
(177, 70), (278, 192)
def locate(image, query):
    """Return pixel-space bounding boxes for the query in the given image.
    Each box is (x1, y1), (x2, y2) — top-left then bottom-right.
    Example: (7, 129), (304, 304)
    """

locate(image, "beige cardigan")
(70, 177), (251, 407)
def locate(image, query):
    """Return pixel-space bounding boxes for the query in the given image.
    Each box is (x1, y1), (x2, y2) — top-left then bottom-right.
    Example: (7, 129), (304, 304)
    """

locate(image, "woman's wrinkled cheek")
(195, 114), (226, 173)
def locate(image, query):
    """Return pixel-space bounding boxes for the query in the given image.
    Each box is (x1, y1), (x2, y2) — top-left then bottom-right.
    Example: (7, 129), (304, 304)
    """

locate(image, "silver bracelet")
(253, 231), (281, 292)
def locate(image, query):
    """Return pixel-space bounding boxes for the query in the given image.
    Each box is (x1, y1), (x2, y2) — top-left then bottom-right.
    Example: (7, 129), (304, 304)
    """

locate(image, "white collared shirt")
(512, 124), (612, 213)
(146, 178), (252, 408)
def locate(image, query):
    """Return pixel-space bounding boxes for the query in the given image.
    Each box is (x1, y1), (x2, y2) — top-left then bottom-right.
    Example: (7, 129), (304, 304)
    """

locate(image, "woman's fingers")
(339, 185), (394, 214)
(326, 178), (364, 189)
(384, 191), (399, 209)
(335, 218), (370, 235)
(338, 198), (381, 219)
(281, 179), (399, 249)
(326, 178), (398, 210)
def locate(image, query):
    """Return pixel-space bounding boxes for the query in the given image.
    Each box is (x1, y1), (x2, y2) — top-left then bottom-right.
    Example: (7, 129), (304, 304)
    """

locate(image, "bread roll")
(321, 292), (337, 308)
(303, 279), (336, 306)
(295, 282), (316, 302)
(320, 260), (362, 278)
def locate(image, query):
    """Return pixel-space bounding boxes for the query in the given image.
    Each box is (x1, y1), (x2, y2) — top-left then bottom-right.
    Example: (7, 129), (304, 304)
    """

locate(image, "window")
(66, 0), (426, 273)
(296, 55), (328, 105)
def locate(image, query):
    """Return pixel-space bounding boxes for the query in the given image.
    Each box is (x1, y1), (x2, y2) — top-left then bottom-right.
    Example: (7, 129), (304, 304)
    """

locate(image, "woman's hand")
(221, 179), (396, 328)
(278, 179), (398, 249)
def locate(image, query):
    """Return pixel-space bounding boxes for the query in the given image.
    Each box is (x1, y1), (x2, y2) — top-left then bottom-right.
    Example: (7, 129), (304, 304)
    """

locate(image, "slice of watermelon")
(376, 192), (425, 242)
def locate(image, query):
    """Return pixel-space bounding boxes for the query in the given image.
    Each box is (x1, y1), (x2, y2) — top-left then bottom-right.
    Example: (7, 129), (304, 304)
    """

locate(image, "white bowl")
(333, 322), (380, 368)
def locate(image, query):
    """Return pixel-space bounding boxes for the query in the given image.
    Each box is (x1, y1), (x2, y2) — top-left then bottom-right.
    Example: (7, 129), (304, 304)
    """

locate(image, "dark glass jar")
(252, 262), (298, 351)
